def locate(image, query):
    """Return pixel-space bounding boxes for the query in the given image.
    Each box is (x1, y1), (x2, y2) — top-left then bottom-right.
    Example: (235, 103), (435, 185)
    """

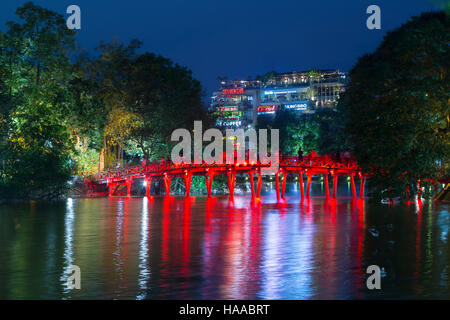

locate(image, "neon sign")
(216, 120), (242, 127)
(222, 88), (244, 95)
(258, 105), (277, 114)
(216, 106), (238, 112)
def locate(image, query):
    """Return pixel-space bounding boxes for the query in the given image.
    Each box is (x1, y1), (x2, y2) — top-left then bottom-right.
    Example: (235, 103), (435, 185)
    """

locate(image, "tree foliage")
(0, 2), (76, 199)
(0, 2), (209, 200)
(257, 108), (347, 156)
(341, 11), (449, 200)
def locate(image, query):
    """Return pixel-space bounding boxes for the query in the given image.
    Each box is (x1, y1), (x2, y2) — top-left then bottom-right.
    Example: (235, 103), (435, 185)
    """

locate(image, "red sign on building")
(258, 105), (277, 113)
(222, 88), (244, 95)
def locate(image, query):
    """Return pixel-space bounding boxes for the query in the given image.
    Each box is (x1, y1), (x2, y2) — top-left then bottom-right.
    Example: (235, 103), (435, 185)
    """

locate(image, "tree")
(95, 43), (210, 162)
(124, 52), (209, 160)
(315, 108), (348, 154)
(0, 2), (77, 199)
(257, 109), (320, 155)
(341, 12), (449, 200)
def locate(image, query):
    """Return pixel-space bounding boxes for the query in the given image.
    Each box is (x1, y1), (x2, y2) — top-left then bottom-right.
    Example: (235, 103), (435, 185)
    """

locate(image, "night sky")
(0, 0), (440, 100)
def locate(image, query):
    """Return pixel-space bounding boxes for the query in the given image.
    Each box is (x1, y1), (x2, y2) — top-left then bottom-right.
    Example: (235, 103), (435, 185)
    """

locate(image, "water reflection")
(137, 197), (150, 300)
(0, 182), (449, 299)
(61, 198), (75, 296)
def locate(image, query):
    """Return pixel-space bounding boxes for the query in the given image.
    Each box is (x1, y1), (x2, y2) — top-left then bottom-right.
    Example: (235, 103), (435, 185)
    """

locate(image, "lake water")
(0, 182), (449, 299)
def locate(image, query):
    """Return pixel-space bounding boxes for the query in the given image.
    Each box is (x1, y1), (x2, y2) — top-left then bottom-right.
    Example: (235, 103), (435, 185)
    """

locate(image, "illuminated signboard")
(216, 120), (242, 127)
(217, 116), (240, 121)
(284, 102), (308, 111)
(257, 105), (277, 115)
(216, 106), (238, 112)
(222, 88), (244, 95)
(264, 89), (298, 95)
(215, 111), (242, 118)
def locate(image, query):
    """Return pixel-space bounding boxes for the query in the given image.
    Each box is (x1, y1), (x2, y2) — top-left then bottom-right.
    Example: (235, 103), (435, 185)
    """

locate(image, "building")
(210, 69), (347, 131)
(210, 79), (261, 131)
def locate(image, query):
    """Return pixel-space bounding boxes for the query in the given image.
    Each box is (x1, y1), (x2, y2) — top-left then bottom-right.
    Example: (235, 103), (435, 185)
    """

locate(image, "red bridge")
(88, 152), (366, 200)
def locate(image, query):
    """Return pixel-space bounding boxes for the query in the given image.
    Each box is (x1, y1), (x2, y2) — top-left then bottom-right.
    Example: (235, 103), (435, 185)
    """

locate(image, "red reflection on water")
(205, 197), (217, 231)
(355, 198), (365, 297)
(304, 198), (313, 221)
(161, 197), (172, 276)
(183, 198), (191, 268)
(329, 198), (337, 223)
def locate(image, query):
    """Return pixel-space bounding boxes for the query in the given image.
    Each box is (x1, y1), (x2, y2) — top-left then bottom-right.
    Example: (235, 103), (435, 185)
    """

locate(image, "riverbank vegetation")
(0, 2), (209, 200)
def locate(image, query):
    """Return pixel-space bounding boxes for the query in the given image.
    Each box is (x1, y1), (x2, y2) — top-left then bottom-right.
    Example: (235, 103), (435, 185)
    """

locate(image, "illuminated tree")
(0, 2), (76, 199)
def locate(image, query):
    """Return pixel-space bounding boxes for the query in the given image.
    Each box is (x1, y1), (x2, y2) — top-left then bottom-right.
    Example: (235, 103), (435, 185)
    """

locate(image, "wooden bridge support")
(324, 174), (330, 199)
(281, 171), (287, 199)
(184, 174), (192, 197)
(108, 182), (115, 197)
(350, 174), (357, 199)
(332, 175), (338, 199)
(256, 170), (262, 198)
(299, 171), (304, 199)
(249, 171), (255, 199)
(126, 179), (132, 197)
(360, 176), (365, 198)
(164, 176), (171, 196)
(205, 172), (214, 198)
(227, 172), (236, 198)
(145, 177), (152, 198)
(306, 173), (312, 198)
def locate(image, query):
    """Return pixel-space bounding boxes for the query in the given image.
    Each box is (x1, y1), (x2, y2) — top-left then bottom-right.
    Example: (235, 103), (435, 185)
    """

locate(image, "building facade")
(210, 69), (347, 131)
(210, 79), (261, 131)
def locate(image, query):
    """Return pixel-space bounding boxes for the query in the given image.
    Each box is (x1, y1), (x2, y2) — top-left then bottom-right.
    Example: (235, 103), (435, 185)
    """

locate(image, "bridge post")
(359, 175), (365, 198)
(227, 172), (236, 198)
(299, 171), (304, 199)
(108, 182), (115, 197)
(126, 179), (132, 198)
(281, 171), (287, 199)
(164, 175), (171, 196)
(256, 170), (262, 198)
(249, 171), (255, 199)
(350, 174), (357, 199)
(275, 172), (280, 201)
(206, 173), (214, 198)
(145, 177), (152, 198)
(204, 175), (210, 196)
(332, 174), (338, 199)
(324, 173), (329, 198)
(184, 174), (191, 197)
(306, 173), (312, 198)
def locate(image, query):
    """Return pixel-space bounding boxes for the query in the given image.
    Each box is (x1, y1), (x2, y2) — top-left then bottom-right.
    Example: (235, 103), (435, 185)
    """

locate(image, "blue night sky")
(0, 0), (440, 99)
